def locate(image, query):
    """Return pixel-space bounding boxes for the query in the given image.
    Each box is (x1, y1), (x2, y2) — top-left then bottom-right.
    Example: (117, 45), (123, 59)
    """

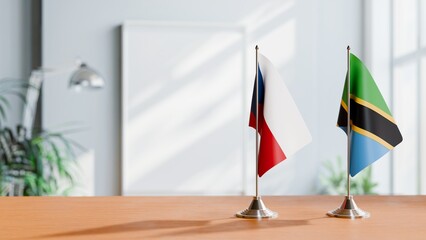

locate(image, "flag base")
(327, 195), (370, 219)
(236, 196), (278, 219)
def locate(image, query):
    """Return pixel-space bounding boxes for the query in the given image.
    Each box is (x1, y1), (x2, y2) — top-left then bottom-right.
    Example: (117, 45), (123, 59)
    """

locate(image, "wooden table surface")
(0, 196), (425, 240)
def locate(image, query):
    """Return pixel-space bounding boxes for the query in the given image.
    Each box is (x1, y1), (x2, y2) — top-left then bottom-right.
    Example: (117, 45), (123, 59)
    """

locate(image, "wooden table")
(0, 196), (425, 239)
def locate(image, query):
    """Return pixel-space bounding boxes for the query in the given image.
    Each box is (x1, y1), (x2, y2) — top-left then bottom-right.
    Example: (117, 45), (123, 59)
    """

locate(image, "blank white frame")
(121, 21), (248, 195)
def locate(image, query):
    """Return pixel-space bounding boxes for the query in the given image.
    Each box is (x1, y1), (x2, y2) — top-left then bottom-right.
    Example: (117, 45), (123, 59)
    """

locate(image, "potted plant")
(0, 78), (80, 196)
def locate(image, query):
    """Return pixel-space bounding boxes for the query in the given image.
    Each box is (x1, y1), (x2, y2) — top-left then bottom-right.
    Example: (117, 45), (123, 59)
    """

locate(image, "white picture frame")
(121, 21), (248, 195)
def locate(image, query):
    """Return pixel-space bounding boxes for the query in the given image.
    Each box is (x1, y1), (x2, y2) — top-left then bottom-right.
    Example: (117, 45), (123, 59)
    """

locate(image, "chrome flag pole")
(256, 44), (260, 199)
(327, 46), (369, 219)
(236, 45), (277, 219)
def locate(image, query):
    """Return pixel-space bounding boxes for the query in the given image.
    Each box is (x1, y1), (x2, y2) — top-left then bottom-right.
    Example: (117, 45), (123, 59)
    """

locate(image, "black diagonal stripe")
(337, 99), (403, 147)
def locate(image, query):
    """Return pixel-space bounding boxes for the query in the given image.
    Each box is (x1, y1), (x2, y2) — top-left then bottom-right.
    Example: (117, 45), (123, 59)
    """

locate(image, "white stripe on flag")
(259, 54), (312, 157)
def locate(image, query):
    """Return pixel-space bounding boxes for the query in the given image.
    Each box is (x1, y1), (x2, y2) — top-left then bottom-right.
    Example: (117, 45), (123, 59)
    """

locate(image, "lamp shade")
(69, 63), (104, 90)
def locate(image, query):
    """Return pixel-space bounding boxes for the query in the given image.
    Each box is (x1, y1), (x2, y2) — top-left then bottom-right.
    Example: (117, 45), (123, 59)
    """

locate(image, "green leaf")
(24, 174), (38, 196)
(0, 106), (7, 122)
(0, 96), (11, 108)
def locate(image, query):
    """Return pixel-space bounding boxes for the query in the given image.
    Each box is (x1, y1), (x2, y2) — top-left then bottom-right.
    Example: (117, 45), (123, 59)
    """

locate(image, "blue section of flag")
(350, 131), (389, 176)
(250, 66), (265, 116)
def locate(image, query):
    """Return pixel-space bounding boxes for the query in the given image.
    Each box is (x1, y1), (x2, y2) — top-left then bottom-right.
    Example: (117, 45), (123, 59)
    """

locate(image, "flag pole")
(255, 45), (259, 198)
(346, 45), (351, 198)
(236, 45), (277, 219)
(326, 46), (369, 219)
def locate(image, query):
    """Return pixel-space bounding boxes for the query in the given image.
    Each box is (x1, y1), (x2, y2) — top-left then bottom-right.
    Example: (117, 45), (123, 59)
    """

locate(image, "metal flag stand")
(236, 45), (277, 219)
(326, 46), (370, 219)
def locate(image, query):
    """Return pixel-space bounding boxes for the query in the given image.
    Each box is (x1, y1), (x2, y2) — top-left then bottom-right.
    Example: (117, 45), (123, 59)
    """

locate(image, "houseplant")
(0, 78), (81, 196)
(319, 156), (378, 195)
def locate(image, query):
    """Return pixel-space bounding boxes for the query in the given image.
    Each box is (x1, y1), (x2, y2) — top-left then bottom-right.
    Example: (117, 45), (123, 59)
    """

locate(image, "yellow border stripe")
(350, 95), (396, 124)
(352, 125), (393, 150)
(341, 100), (348, 112)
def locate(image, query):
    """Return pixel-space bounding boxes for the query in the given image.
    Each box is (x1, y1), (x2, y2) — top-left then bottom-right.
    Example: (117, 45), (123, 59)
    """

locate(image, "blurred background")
(0, 0), (424, 196)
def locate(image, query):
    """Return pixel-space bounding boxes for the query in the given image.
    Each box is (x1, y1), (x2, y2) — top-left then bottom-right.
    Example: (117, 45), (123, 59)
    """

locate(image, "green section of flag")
(341, 53), (392, 116)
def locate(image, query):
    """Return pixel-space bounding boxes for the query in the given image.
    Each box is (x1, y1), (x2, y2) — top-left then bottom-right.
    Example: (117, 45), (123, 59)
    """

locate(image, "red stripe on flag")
(249, 105), (264, 131)
(249, 109), (287, 177)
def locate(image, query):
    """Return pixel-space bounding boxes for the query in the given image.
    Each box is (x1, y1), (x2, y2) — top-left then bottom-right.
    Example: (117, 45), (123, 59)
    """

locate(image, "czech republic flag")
(249, 54), (312, 177)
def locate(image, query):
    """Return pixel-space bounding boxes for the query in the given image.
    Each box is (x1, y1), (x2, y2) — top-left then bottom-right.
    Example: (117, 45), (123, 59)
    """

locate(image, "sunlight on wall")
(122, 0), (314, 196)
(172, 31), (244, 79)
(240, 0), (294, 31)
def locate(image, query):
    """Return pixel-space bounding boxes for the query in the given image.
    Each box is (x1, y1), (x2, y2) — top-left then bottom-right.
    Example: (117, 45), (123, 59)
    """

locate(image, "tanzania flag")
(337, 53), (403, 176)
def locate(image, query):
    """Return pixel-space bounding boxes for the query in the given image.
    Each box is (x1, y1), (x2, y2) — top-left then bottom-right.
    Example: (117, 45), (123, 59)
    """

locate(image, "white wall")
(0, 0), (32, 127)
(365, 0), (426, 195)
(42, 0), (363, 195)
(315, 1), (365, 192)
